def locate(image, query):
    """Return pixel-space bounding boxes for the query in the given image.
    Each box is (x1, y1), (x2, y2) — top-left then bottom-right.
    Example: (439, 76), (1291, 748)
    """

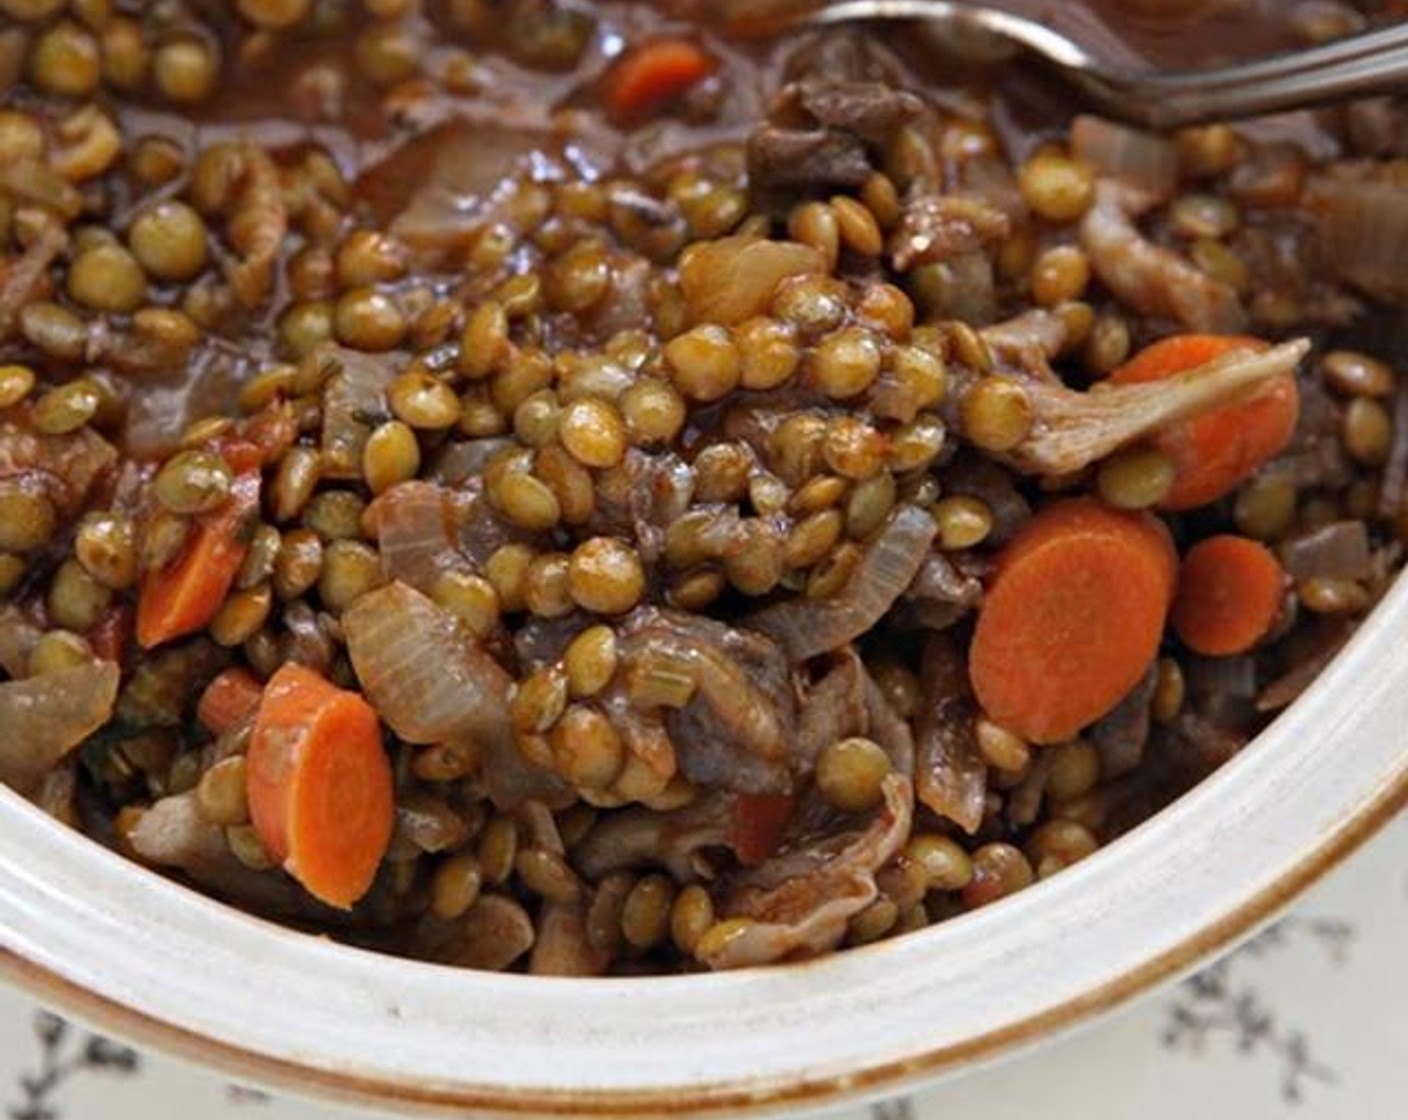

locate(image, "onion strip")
(747, 505), (938, 660)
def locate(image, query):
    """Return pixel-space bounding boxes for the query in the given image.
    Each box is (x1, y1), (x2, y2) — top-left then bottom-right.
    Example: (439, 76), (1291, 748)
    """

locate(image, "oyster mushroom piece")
(1008, 338), (1311, 476)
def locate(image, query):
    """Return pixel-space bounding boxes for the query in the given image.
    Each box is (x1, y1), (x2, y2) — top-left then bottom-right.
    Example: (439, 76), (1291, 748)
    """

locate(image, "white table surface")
(3, 813), (1404, 1120)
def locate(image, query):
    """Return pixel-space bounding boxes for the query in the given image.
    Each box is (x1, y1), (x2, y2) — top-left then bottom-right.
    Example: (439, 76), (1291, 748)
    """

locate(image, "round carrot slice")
(607, 39), (715, 123)
(1172, 534), (1287, 656)
(1108, 334), (1299, 511)
(970, 498), (1175, 744)
(247, 663), (393, 910)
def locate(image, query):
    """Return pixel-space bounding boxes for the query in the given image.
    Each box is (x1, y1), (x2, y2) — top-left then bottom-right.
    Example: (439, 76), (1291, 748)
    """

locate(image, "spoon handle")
(1083, 23), (1408, 129)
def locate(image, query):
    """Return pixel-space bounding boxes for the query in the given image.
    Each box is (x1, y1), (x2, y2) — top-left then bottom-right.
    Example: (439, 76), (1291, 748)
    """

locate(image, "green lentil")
(48, 557), (111, 631)
(816, 737), (891, 813)
(154, 450), (234, 515)
(363, 420), (421, 495)
(564, 625), (619, 697)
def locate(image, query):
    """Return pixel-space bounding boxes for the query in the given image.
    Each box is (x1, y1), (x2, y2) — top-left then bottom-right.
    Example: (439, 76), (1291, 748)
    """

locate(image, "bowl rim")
(2, 769), (1403, 1118)
(2, 575), (1407, 1118)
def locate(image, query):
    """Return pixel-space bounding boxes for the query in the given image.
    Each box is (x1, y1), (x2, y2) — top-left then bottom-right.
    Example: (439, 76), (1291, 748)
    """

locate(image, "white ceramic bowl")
(2, 572), (1405, 1117)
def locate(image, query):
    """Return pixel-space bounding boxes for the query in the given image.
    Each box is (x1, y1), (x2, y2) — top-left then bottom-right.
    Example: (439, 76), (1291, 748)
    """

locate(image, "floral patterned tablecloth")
(3, 813), (1404, 1120)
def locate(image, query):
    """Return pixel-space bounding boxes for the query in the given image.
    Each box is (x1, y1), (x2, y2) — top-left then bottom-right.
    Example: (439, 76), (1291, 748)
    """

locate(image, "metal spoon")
(734, 0), (1408, 129)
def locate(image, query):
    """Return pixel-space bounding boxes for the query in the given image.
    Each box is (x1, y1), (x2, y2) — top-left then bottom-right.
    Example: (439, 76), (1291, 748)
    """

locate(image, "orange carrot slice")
(246, 663), (393, 910)
(607, 38), (715, 122)
(136, 470), (260, 649)
(970, 498), (1176, 744)
(1172, 535), (1287, 656)
(1107, 334), (1299, 511)
(197, 667), (265, 736)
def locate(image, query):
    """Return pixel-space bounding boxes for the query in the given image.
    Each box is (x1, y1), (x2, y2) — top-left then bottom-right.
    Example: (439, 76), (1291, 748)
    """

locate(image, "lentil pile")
(1, 0), (1406, 974)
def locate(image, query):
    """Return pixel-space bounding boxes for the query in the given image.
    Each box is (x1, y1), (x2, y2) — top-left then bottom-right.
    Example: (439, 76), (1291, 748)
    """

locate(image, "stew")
(0, 0), (1405, 974)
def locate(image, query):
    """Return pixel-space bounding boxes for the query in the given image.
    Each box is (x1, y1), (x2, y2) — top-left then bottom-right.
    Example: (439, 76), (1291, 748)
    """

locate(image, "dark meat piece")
(587, 449), (694, 565)
(747, 127), (873, 192)
(900, 551), (983, 631)
(572, 791), (743, 880)
(748, 79), (921, 193)
(1257, 620), (1352, 712)
(1274, 375), (1353, 491)
(617, 609), (796, 795)
(941, 455), (1031, 545)
(1088, 664), (1157, 779)
(779, 80), (924, 142)
(1006, 749), (1054, 828)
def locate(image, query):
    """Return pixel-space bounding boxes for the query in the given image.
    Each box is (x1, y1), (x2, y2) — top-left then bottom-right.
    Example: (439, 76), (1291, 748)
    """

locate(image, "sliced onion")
(1071, 115), (1178, 207)
(343, 581), (511, 746)
(0, 605), (40, 679)
(863, 671), (915, 777)
(1314, 177), (1408, 305)
(530, 902), (610, 977)
(679, 236), (826, 325)
(0, 221), (67, 338)
(795, 651), (867, 766)
(747, 504), (939, 661)
(1277, 521), (1372, 582)
(319, 344), (396, 480)
(373, 481), (464, 592)
(914, 635), (986, 834)
(358, 120), (549, 255)
(429, 438), (516, 486)
(699, 775), (912, 969)
(129, 791), (228, 868)
(0, 661), (119, 795)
